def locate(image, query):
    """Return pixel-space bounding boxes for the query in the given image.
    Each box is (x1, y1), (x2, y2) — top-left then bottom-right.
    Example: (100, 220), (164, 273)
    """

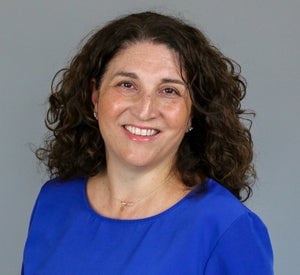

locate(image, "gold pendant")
(120, 201), (134, 207)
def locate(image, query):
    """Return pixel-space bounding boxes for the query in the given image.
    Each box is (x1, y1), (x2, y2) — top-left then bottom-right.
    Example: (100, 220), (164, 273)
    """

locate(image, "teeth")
(125, 125), (159, 136)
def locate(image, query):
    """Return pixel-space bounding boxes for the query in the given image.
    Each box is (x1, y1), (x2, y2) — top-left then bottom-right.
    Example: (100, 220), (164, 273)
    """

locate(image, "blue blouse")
(22, 178), (273, 274)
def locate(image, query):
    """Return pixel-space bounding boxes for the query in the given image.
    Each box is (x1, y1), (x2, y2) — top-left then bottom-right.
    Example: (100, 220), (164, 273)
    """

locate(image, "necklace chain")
(105, 177), (171, 207)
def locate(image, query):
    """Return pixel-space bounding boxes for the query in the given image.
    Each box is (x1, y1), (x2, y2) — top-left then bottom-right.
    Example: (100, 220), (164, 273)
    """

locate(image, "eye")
(116, 81), (138, 96)
(162, 87), (179, 95)
(119, 81), (134, 88)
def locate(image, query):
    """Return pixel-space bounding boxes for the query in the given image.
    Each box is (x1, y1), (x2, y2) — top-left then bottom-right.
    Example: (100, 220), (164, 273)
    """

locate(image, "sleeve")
(22, 183), (50, 274)
(204, 212), (274, 274)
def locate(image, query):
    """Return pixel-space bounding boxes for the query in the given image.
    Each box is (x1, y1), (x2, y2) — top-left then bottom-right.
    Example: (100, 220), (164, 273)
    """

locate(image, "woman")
(22, 11), (273, 274)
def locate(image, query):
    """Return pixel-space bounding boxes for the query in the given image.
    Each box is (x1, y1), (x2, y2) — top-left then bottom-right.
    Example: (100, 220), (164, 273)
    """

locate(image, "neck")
(87, 157), (190, 219)
(103, 153), (177, 199)
(104, 163), (175, 202)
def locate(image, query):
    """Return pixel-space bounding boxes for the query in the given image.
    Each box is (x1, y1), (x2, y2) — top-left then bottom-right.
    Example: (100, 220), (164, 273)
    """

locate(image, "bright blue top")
(22, 178), (273, 274)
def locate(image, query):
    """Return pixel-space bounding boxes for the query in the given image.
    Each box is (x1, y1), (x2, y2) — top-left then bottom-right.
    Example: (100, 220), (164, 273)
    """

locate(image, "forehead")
(105, 41), (183, 76)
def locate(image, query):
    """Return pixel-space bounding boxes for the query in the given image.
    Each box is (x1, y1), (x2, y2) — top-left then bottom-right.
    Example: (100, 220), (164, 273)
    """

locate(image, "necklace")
(104, 177), (171, 207)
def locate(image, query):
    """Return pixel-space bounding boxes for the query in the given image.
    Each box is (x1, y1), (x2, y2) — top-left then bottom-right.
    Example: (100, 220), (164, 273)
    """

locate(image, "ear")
(91, 78), (99, 112)
(186, 118), (193, 133)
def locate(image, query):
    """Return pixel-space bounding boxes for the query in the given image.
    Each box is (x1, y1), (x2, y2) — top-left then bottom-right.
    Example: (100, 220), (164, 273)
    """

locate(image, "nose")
(131, 92), (159, 121)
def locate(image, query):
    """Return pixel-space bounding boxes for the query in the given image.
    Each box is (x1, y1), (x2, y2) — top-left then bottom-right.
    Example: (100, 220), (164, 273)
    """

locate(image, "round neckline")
(81, 177), (208, 223)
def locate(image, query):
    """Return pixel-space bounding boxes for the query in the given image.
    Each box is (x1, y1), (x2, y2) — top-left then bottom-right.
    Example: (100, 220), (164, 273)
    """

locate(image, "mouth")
(124, 125), (160, 137)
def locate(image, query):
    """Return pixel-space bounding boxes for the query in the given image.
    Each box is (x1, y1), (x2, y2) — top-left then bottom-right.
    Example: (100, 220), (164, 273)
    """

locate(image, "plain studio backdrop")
(0, 0), (299, 274)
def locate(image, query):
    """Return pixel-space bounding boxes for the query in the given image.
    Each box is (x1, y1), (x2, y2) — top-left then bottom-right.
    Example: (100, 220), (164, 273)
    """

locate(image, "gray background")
(0, 0), (299, 274)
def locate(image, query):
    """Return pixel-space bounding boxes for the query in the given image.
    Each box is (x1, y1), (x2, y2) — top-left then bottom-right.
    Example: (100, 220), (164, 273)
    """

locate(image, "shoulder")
(186, 178), (255, 229)
(27, 177), (87, 231)
(33, 177), (87, 217)
(191, 179), (274, 274)
(39, 177), (87, 200)
(188, 180), (272, 248)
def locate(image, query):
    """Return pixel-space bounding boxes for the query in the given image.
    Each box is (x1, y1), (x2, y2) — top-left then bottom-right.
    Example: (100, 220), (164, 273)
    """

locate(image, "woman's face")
(92, 42), (192, 170)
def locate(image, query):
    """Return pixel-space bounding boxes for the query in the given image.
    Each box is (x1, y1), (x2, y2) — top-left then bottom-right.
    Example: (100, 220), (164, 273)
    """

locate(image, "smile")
(124, 125), (159, 136)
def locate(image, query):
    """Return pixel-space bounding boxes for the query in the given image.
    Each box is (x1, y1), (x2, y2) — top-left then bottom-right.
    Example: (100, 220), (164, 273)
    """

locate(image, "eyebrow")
(113, 71), (186, 87)
(113, 71), (138, 79)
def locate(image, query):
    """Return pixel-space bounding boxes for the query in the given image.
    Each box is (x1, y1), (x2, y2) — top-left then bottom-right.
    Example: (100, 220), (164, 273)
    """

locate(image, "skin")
(88, 42), (192, 219)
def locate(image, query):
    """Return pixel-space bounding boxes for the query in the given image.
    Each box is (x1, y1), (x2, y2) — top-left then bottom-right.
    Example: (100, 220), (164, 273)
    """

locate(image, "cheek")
(163, 102), (191, 127)
(98, 93), (124, 117)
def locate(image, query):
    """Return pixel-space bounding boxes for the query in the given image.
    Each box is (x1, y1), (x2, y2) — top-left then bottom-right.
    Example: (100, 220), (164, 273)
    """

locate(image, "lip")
(122, 124), (160, 141)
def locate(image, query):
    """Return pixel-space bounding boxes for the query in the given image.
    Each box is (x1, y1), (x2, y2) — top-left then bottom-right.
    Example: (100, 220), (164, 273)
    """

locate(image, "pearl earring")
(93, 112), (98, 119)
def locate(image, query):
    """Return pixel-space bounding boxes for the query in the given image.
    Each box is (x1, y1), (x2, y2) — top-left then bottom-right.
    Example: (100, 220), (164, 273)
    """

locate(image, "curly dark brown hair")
(37, 11), (256, 201)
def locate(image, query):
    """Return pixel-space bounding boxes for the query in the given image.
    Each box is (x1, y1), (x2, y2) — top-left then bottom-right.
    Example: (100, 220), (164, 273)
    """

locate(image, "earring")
(186, 118), (193, 133)
(186, 125), (193, 133)
(93, 112), (98, 119)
